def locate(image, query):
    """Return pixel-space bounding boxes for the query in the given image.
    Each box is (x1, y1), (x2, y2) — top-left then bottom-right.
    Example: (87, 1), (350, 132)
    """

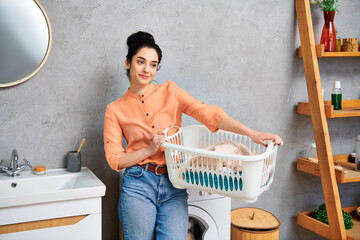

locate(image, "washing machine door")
(187, 205), (218, 240)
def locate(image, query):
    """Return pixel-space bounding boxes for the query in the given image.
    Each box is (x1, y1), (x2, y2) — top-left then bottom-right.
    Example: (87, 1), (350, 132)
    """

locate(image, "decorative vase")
(320, 11), (336, 52)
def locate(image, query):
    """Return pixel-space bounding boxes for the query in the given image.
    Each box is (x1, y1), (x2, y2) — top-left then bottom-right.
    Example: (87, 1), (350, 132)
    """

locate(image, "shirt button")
(142, 101), (144, 103)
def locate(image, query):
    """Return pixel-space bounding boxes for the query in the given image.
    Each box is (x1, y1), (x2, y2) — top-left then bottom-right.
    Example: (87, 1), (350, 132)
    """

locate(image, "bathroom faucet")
(0, 149), (32, 177)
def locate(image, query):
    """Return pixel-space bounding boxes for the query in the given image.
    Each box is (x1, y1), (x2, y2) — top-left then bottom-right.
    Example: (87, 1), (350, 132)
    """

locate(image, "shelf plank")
(323, 52), (360, 58)
(297, 157), (343, 182)
(298, 206), (360, 240)
(298, 100), (360, 118)
(299, 44), (360, 58)
(298, 211), (330, 239)
(297, 155), (360, 183)
(344, 206), (360, 240)
(297, 212), (330, 239)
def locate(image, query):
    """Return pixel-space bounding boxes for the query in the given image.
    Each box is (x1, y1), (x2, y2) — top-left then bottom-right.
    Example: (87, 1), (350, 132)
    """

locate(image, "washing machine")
(187, 189), (231, 240)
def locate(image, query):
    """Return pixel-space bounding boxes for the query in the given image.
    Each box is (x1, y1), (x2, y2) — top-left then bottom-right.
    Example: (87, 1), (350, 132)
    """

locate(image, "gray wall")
(1, 1), (360, 239)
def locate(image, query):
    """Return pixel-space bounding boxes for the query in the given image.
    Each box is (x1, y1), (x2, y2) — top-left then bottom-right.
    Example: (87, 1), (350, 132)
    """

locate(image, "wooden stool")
(231, 208), (280, 240)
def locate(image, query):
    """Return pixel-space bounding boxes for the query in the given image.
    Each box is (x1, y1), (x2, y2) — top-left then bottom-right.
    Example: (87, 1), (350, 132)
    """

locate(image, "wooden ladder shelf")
(296, 0), (360, 239)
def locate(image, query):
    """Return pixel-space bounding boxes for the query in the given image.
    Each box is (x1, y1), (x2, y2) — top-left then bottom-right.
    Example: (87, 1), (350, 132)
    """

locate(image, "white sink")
(0, 167), (106, 208)
(0, 167), (106, 240)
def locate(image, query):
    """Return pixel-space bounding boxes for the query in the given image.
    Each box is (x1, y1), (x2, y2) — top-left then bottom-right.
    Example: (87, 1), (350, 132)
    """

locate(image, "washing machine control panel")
(187, 189), (225, 202)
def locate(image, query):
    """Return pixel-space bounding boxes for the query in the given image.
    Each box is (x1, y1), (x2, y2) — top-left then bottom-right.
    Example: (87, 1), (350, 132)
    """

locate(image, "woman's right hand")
(116, 134), (167, 169)
(147, 134), (166, 156)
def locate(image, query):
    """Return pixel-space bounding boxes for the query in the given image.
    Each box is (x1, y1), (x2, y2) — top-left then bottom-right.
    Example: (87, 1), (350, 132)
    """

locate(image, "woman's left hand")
(217, 116), (282, 147)
(249, 131), (282, 147)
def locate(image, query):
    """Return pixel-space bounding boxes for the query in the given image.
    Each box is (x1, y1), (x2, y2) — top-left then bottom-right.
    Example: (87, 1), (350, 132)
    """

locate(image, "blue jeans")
(119, 164), (189, 240)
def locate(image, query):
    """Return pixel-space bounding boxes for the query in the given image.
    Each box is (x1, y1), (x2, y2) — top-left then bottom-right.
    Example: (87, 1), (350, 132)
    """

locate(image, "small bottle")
(331, 81), (342, 110)
(307, 143), (317, 158)
(336, 38), (342, 52)
(349, 153), (356, 163)
(336, 30), (342, 52)
(355, 135), (360, 172)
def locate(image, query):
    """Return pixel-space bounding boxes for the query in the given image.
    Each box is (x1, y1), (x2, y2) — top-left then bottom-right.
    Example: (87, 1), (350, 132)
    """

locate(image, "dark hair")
(126, 31), (162, 78)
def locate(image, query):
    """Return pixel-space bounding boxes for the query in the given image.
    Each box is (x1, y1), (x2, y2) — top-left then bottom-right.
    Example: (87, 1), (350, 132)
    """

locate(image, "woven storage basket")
(231, 208), (280, 240)
(342, 38), (358, 52)
(162, 125), (279, 203)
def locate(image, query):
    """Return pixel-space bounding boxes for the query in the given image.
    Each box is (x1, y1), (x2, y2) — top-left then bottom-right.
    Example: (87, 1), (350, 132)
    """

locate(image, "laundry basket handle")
(267, 141), (275, 150)
(163, 126), (180, 138)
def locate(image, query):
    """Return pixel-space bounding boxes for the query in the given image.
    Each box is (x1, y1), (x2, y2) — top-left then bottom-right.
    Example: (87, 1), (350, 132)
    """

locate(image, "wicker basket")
(342, 38), (358, 52)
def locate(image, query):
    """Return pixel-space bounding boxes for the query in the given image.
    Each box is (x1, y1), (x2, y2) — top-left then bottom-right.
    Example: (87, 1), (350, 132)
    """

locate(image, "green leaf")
(314, 0), (339, 11)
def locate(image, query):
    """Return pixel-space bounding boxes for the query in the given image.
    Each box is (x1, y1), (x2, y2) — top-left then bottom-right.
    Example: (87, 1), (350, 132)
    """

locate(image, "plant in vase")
(311, 0), (339, 52)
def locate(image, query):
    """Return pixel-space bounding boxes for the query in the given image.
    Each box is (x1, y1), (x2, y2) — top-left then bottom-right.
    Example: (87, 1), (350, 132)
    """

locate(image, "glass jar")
(355, 135), (360, 172)
(307, 143), (317, 159)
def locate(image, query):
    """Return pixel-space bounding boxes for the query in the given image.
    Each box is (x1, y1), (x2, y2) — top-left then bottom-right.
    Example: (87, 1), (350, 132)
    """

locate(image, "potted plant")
(311, 0), (339, 52)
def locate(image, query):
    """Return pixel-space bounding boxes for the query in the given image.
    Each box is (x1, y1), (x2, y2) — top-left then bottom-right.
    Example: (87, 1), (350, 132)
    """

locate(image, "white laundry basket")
(161, 125), (279, 203)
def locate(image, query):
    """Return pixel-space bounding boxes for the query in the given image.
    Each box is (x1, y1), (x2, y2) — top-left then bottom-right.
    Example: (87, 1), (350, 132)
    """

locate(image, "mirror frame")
(0, 0), (52, 88)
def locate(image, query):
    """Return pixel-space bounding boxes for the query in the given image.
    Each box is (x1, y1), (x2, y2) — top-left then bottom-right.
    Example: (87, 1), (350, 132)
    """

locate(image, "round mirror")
(0, 0), (52, 87)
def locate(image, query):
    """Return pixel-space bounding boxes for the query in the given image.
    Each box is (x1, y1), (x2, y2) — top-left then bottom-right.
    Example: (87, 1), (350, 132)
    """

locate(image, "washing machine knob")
(199, 191), (203, 196)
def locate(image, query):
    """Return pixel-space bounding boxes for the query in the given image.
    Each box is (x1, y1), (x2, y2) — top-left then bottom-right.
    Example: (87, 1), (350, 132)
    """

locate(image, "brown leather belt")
(138, 163), (168, 175)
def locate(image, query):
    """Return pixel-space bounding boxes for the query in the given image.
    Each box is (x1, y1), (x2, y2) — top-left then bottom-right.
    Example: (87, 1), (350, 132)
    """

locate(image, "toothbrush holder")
(67, 151), (82, 172)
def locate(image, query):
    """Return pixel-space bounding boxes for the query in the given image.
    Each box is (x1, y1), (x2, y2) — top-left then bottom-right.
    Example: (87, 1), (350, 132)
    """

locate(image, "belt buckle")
(155, 165), (165, 175)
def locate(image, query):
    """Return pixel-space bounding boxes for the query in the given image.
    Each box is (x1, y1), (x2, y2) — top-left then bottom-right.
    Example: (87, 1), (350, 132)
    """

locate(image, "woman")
(104, 31), (282, 240)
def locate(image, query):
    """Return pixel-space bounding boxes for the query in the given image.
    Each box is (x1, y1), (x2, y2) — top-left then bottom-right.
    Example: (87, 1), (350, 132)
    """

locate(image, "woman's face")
(126, 47), (159, 86)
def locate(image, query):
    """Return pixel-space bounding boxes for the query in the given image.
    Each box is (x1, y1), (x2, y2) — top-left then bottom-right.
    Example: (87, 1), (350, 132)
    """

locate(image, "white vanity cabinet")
(0, 168), (106, 240)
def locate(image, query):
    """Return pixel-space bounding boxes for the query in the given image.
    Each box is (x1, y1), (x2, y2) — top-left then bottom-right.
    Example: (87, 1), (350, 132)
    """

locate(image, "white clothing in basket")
(190, 141), (253, 172)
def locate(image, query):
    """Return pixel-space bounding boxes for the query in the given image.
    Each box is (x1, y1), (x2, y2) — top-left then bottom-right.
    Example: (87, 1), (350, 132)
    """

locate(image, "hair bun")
(127, 31), (155, 48)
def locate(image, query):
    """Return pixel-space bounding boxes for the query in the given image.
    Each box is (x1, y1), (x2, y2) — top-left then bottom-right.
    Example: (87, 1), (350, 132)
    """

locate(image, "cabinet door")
(0, 213), (101, 240)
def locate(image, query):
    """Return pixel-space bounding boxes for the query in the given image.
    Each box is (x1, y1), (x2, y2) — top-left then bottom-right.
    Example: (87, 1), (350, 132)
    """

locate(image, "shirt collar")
(125, 83), (154, 98)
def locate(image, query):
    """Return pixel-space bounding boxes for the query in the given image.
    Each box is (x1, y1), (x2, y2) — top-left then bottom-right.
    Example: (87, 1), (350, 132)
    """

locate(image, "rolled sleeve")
(170, 81), (228, 132)
(104, 105), (125, 172)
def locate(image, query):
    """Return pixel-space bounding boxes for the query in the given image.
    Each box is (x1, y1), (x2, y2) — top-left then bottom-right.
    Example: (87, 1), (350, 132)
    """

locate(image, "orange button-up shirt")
(103, 81), (227, 171)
